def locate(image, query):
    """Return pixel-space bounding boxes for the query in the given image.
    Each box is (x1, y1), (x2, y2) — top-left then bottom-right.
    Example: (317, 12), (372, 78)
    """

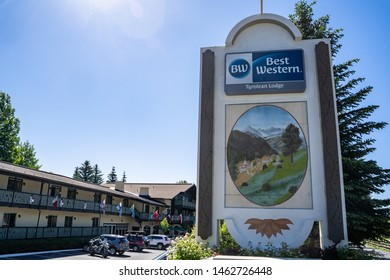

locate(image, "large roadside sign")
(197, 13), (347, 250)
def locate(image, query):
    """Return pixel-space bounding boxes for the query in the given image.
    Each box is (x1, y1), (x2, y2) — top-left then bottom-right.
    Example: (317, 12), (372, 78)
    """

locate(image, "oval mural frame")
(226, 105), (308, 206)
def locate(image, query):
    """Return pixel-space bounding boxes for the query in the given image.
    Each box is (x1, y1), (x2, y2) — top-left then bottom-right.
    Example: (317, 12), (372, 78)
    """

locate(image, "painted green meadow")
(238, 148), (307, 206)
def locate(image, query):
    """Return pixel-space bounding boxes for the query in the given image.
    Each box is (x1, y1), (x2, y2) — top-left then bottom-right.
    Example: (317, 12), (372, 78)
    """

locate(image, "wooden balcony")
(0, 189), (136, 216)
(0, 226), (110, 240)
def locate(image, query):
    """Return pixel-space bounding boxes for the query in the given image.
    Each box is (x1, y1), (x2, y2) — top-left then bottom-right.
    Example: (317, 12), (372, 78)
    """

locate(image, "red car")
(126, 234), (145, 252)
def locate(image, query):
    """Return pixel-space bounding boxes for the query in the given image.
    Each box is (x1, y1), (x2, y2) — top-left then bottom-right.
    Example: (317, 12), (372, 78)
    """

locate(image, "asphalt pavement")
(0, 248), (166, 260)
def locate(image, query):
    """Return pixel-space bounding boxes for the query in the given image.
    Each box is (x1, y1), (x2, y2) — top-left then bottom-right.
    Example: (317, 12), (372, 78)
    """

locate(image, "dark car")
(126, 234), (145, 252)
(97, 234), (129, 255)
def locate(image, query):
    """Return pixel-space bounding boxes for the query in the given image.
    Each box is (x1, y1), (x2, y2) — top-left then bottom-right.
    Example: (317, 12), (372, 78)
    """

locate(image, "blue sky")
(1, 0), (389, 198)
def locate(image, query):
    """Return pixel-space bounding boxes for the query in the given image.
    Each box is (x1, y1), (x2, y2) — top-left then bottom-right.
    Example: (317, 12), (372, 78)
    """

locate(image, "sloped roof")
(102, 183), (195, 200)
(0, 161), (165, 206)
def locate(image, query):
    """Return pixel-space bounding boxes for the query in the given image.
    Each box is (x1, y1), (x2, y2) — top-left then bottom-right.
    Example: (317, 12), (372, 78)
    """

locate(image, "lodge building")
(0, 161), (196, 241)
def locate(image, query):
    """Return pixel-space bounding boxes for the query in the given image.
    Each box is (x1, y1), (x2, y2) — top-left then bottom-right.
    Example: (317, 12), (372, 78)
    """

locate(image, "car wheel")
(83, 245), (89, 252)
(157, 243), (163, 250)
(108, 247), (117, 255)
(133, 245), (139, 252)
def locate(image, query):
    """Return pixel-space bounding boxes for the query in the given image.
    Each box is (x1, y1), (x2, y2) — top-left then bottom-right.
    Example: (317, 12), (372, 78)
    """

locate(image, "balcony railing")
(0, 226), (110, 240)
(174, 198), (196, 210)
(0, 189), (196, 225)
(138, 212), (195, 224)
(0, 189), (137, 217)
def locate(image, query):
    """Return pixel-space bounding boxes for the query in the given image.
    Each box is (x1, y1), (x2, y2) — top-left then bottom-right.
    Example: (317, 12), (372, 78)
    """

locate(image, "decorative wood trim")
(316, 41), (345, 243)
(197, 49), (215, 240)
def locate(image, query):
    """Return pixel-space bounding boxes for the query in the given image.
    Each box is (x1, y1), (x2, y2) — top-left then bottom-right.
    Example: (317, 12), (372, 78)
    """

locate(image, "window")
(92, 217), (99, 227)
(106, 195), (113, 205)
(145, 205), (150, 213)
(123, 199), (129, 208)
(64, 216), (73, 227)
(7, 177), (23, 192)
(94, 193), (101, 203)
(2, 213), (16, 227)
(67, 188), (77, 200)
(47, 215), (57, 227)
(49, 185), (61, 197)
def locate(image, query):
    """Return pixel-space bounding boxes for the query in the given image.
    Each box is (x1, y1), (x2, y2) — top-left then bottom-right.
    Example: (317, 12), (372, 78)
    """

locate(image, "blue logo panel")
(225, 49), (305, 95)
(229, 58), (251, 78)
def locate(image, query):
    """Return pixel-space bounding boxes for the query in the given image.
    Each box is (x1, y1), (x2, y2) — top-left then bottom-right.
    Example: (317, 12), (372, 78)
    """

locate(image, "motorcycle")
(87, 237), (109, 258)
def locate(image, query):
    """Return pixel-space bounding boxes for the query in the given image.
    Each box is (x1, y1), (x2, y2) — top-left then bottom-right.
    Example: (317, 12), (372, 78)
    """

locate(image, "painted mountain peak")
(243, 125), (284, 139)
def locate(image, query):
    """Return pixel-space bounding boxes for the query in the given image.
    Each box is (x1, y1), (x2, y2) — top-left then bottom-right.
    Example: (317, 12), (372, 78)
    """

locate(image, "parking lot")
(0, 248), (167, 260)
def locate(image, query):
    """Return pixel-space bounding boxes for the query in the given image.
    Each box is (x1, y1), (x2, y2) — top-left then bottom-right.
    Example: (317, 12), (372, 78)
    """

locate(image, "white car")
(146, 234), (171, 250)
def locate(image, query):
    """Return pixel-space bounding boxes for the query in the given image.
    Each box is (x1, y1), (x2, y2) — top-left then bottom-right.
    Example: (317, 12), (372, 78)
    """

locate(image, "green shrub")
(216, 221), (383, 260)
(167, 227), (214, 260)
(321, 245), (384, 260)
(167, 222), (385, 260)
(218, 222), (242, 255)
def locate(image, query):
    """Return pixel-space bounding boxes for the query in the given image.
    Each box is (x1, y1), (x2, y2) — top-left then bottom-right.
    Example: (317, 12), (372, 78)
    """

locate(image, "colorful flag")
(116, 202), (122, 216)
(29, 195), (34, 205)
(60, 198), (64, 208)
(130, 204), (135, 218)
(100, 199), (106, 214)
(178, 213), (183, 224)
(163, 208), (171, 221)
(152, 210), (159, 222)
(83, 201), (87, 210)
(52, 195), (59, 208)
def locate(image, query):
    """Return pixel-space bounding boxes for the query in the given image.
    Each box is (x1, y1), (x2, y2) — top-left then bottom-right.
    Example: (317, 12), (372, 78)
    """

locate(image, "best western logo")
(255, 57), (301, 75)
(252, 50), (304, 82)
(228, 58), (250, 78)
(225, 49), (305, 95)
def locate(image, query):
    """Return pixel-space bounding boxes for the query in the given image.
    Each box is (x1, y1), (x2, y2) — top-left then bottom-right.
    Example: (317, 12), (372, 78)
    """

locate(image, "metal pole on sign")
(260, 0), (263, 14)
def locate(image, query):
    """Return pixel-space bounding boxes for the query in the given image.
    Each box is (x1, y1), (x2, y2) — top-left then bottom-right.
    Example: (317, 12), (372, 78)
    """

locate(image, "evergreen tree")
(177, 180), (188, 184)
(73, 160), (94, 182)
(122, 171), (127, 183)
(0, 92), (40, 169)
(289, 0), (390, 245)
(92, 164), (104, 184)
(73, 167), (80, 179)
(107, 166), (117, 183)
(73, 162), (104, 184)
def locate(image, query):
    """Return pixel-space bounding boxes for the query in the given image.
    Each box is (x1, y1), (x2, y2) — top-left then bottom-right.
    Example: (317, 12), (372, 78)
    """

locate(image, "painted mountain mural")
(227, 105), (308, 206)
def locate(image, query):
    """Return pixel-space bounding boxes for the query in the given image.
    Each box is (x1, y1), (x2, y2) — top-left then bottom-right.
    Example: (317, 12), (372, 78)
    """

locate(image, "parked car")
(143, 236), (150, 247)
(127, 230), (146, 236)
(126, 234), (145, 252)
(87, 234), (129, 255)
(146, 234), (171, 250)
